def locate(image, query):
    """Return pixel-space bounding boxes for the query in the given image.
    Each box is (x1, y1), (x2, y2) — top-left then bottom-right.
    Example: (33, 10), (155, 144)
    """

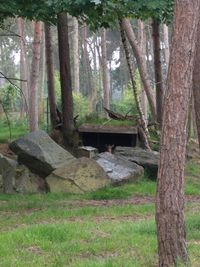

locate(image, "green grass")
(0, 124), (199, 266)
(0, 157), (200, 267)
(0, 121), (28, 143)
(83, 117), (135, 127)
(1, 192), (200, 267)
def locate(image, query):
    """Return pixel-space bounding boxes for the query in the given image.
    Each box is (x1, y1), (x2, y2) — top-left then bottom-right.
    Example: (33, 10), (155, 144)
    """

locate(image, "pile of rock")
(0, 130), (158, 194)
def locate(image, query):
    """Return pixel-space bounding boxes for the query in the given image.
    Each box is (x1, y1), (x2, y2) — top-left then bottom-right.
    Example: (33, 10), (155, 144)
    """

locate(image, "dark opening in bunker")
(78, 124), (138, 153)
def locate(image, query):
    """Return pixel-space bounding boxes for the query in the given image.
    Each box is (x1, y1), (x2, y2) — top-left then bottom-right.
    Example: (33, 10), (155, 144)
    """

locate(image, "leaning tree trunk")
(119, 20), (150, 150)
(101, 28), (110, 114)
(72, 17), (80, 93)
(156, 0), (200, 266)
(192, 19), (200, 150)
(152, 18), (163, 127)
(44, 22), (58, 129)
(121, 18), (157, 122)
(57, 13), (74, 136)
(29, 21), (42, 132)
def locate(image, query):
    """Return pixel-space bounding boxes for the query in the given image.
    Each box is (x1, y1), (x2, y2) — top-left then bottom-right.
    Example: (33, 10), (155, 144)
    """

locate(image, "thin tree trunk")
(138, 20), (148, 121)
(119, 20), (150, 150)
(38, 23), (45, 124)
(101, 28), (110, 115)
(81, 24), (94, 96)
(152, 18), (163, 126)
(73, 17), (80, 93)
(57, 13), (74, 135)
(163, 24), (170, 69)
(121, 18), (157, 122)
(156, 1), (200, 266)
(192, 19), (200, 150)
(29, 21), (42, 132)
(17, 17), (28, 116)
(44, 22), (57, 129)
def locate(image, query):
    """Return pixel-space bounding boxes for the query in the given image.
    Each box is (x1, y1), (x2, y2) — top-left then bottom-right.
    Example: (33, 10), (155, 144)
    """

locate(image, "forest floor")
(0, 141), (200, 267)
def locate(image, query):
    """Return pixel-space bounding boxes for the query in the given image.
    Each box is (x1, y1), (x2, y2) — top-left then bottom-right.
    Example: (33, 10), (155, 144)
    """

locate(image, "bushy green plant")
(54, 72), (90, 123)
(0, 84), (20, 112)
(111, 70), (140, 116)
(73, 92), (90, 121)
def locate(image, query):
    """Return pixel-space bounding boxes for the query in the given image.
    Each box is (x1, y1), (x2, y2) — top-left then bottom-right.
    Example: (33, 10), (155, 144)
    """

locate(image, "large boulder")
(46, 157), (110, 193)
(0, 153), (17, 193)
(15, 165), (48, 194)
(9, 130), (75, 177)
(95, 152), (144, 185)
(115, 147), (159, 179)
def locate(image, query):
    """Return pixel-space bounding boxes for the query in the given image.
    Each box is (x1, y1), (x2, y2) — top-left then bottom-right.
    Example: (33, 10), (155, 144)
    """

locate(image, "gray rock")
(0, 153), (17, 193)
(95, 152), (144, 185)
(9, 130), (75, 177)
(46, 157), (110, 193)
(15, 165), (48, 194)
(115, 147), (159, 179)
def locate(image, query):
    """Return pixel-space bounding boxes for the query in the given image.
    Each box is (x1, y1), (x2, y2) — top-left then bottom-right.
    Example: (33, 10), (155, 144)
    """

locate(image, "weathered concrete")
(46, 157), (110, 193)
(9, 130), (75, 177)
(95, 152), (144, 184)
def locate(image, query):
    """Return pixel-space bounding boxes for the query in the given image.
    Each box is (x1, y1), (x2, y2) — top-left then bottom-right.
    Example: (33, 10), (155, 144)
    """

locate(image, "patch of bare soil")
(60, 196), (155, 208)
(59, 195), (200, 209)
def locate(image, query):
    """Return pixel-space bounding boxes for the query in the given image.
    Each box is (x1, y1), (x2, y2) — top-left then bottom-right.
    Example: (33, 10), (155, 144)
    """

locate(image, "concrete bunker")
(78, 124), (138, 152)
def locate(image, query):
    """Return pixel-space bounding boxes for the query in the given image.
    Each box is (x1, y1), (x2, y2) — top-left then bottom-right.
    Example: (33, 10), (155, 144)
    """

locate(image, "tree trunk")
(57, 13), (74, 135)
(73, 17), (80, 93)
(17, 17), (28, 116)
(38, 23), (46, 124)
(29, 21), (42, 132)
(163, 24), (170, 70)
(121, 18), (157, 122)
(101, 28), (110, 115)
(192, 19), (200, 150)
(152, 18), (163, 126)
(81, 24), (94, 97)
(138, 20), (148, 121)
(156, 1), (200, 266)
(119, 20), (150, 150)
(44, 22), (57, 129)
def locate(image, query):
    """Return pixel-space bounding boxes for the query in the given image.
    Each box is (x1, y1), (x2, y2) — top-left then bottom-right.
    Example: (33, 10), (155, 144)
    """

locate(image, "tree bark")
(57, 13), (74, 134)
(81, 24), (94, 97)
(121, 18), (157, 122)
(38, 23), (45, 124)
(101, 28), (110, 114)
(119, 20), (150, 150)
(17, 17), (28, 116)
(156, 1), (200, 266)
(29, 21), (42, 132)
(44, 22), (57, 129)
(73, 17), (80, 93)
(138, 20), (148, 121)
(192, 19), (200, 150)
(152, 18), (163, 126)
(163, 24), (170, 70)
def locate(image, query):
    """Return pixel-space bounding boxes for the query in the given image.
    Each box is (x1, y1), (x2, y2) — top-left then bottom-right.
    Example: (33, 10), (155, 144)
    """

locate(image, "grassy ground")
(0, 159), (200, 267)
(0, 123), (199, 266)
(0, 121), (28, 143)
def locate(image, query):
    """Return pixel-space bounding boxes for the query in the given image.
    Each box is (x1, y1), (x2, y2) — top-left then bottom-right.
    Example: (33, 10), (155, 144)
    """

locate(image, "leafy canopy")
(0, 0), (174, 27)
